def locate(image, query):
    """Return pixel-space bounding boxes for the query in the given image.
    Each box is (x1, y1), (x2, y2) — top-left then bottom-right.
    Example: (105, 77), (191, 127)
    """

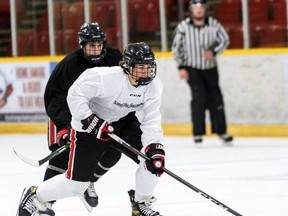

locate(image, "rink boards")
(0, 123), (288, 137)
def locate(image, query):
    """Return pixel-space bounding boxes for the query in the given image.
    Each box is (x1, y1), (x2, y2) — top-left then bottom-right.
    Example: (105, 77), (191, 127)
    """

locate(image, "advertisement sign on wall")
(0, 62), (50, 122)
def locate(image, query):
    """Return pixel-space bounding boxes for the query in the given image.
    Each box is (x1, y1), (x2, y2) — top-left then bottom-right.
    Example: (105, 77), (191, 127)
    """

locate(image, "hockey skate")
(193, 135), (203, 144)
(17, 186), (55, 216)
(128, 189), (162, 216)
(33, 198), (55, 216)
(219, 134), (233, 146)
(79, 182), (99, 212)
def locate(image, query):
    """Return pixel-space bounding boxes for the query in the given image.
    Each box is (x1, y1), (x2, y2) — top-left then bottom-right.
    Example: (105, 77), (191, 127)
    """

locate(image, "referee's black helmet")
(189, 0), (207, 6)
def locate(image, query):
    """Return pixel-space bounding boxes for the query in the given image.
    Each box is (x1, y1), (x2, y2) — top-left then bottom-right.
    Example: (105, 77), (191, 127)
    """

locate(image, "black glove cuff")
(145, 143), (165, 158)
(81, 114), (104, 134)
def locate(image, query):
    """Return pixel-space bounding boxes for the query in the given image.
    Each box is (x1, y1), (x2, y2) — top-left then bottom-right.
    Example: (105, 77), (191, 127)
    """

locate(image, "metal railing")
(3, 0), (288, 57)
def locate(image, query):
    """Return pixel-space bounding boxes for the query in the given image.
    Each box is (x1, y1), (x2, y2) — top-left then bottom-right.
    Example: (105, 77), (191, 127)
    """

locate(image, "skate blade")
(79, 195), (93, 212)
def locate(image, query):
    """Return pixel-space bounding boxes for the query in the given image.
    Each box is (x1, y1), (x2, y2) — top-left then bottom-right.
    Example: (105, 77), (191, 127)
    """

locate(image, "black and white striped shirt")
(172, 16), (229, 70)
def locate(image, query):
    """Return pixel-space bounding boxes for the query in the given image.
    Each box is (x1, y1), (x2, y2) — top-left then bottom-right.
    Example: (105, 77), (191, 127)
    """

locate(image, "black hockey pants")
(187, 67), (227, 136)
(44, 112), (142, 182)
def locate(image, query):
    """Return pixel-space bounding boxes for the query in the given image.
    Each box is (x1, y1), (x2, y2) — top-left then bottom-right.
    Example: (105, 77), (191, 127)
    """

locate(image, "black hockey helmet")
(78, 22), (107, 64)
(189, 0), (206, 6)
(122, 42), (156, 86)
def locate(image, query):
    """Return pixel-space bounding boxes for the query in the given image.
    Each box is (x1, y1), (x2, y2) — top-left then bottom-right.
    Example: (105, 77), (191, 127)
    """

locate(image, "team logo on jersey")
(113, 100), (144, 108)
(129, 94), (141, 97)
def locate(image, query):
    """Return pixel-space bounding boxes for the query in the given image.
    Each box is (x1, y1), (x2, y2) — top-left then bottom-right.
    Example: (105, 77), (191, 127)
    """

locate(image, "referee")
(171, 0), (233, 144)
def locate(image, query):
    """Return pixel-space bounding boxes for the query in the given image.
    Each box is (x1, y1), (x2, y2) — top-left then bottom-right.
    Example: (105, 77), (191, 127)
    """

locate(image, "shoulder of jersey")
(86, 65), (121, 74)
(106, 45), (121, 53)
(60, 49), (82, 65)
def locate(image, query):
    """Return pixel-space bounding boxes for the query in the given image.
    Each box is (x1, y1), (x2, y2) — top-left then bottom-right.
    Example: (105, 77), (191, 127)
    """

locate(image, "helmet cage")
(84, 48), (107, 64)
(129, 62), (157, 86)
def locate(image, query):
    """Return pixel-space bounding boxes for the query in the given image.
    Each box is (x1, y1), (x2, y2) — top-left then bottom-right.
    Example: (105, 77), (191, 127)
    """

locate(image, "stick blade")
(13, 148), (40, 167)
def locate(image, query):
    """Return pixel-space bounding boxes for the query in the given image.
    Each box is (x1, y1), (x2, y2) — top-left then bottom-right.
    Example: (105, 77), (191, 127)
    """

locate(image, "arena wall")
(1, 49), (288, 136)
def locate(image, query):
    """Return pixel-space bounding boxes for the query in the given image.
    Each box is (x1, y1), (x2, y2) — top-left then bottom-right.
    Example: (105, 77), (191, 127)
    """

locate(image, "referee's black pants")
(187, 67), (227, 136)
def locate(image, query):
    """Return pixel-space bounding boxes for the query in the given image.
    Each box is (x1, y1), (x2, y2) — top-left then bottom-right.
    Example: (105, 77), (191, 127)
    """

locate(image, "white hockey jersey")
(67, 66), (163, 146)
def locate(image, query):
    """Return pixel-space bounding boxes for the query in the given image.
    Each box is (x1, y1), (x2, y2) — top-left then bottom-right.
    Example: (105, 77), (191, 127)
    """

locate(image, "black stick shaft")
(13, 144), (69, 167)
(38, 144), (69, 166)
(108, 133), (243, 216)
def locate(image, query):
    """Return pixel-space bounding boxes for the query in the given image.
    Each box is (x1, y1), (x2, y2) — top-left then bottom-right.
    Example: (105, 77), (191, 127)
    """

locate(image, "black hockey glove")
(56, 127), (71, 146)
(144, 143), (165, 177)
(81, 114), (114, 141)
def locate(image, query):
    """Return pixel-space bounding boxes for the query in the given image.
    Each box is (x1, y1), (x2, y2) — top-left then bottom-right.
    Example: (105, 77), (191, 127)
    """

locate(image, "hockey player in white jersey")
(17, 42), (165, 216)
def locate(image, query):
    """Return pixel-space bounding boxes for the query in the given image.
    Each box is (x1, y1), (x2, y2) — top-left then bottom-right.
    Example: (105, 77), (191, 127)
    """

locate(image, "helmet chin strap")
(84, 50), (106, 64)
(128, 74), (139, 87)
(83, 42), (107, 64)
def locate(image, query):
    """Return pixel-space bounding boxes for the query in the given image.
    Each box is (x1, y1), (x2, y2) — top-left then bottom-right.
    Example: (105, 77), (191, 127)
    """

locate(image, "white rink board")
(157, 53), (288, 125)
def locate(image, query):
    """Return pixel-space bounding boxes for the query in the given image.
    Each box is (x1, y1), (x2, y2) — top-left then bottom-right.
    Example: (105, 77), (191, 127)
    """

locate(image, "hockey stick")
(108, 133), (243, 216)
(13, 144), (69, 167)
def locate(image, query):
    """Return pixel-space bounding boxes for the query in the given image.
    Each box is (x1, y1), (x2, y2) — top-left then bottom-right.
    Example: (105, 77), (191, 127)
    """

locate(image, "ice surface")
(1, 134), (288, 216)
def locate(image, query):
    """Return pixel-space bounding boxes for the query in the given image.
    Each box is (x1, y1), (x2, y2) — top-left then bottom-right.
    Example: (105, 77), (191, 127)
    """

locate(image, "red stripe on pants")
(66, 129), (76, 179)
(48, 119), (57, 146)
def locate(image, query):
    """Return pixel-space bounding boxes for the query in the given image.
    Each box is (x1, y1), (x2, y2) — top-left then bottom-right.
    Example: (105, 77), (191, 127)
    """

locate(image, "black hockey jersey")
(44, 46), (123, 130)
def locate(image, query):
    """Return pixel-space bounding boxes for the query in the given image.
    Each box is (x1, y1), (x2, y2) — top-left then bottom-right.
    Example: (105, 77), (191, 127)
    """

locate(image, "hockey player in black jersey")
(17, 42), (165, 216)
(17, 22), (124, 216)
